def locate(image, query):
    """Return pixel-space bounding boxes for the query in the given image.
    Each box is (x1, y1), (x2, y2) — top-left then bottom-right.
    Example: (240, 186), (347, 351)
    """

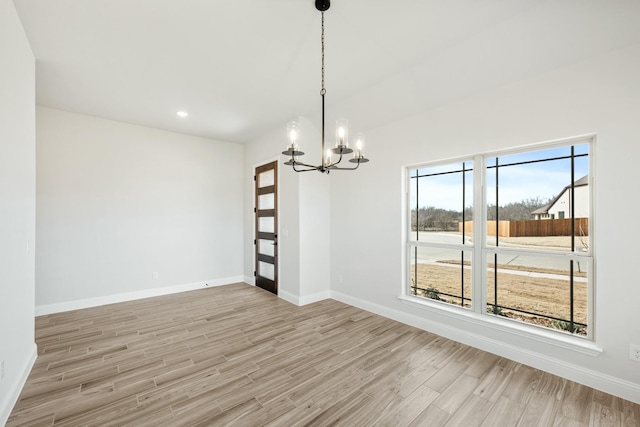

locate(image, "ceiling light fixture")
(177, 111), (188, 118)
(282, 0), (369, 174)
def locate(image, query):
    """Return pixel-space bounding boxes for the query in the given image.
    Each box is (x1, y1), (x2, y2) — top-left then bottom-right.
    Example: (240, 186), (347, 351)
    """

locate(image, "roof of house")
(532, 203), (552, 215)
(531, 175), (588, 215)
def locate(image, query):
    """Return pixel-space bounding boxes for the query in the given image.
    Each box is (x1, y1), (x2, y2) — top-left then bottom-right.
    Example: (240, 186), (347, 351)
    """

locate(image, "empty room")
(2, 0), (640, 425)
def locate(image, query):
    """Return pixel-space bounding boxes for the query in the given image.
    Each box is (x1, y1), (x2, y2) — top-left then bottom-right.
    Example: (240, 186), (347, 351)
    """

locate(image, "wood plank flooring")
(7, 283), (640, 426)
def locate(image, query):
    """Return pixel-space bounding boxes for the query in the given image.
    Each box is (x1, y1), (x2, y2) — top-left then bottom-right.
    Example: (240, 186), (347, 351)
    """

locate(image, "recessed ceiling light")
(177, 111), (188, 118)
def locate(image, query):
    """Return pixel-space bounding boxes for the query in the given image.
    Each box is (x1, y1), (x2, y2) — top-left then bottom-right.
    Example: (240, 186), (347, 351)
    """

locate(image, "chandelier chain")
(320, 11), (326, 96)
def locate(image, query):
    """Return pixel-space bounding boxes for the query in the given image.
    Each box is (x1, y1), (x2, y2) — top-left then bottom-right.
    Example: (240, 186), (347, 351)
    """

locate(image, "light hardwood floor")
(7, 283), (640, 426)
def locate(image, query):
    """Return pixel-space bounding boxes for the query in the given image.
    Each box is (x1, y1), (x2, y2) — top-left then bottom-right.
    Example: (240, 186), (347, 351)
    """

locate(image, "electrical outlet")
(630, 344), (640, 362)
(1, 360), (5, 381)
(152, 272), (159, 280)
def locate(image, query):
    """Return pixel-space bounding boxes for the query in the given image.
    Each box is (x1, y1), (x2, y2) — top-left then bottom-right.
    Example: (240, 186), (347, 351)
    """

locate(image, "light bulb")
(354, 133), (365, 156)
(286, 120), (299, 150)
(335, 119), (348, 147)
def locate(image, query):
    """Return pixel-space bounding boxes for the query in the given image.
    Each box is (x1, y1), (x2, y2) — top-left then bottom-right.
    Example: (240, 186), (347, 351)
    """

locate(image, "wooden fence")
(459, 218), (588, 237)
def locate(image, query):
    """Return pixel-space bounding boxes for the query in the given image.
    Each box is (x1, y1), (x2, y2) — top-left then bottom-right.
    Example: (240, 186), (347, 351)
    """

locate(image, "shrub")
(424, 287), (442, 301)
(552, 319), (584, 334)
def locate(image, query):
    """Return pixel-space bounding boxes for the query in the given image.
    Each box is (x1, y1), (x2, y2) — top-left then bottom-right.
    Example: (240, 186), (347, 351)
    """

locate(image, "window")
(407, 137), (593, 338)
(409, 162), (474, 308)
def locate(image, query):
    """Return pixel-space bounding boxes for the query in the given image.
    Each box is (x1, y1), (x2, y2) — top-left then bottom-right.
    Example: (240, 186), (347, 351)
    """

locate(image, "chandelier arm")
(292, 159), (320, 170)
(327, 151), (344, 168)
(292, 162), (322, 173)
(329, 162), (361, 171)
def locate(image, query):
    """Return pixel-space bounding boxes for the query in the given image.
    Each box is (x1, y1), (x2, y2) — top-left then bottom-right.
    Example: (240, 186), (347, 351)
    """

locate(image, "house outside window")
(406, 136), (594, 338)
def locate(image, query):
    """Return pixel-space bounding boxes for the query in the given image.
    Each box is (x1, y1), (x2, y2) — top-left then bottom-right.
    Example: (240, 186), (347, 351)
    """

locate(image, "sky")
(410, 144), (589, 211)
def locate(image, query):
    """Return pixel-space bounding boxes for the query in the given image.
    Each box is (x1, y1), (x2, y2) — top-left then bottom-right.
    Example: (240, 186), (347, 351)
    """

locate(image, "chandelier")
(282, 0), (369, 173)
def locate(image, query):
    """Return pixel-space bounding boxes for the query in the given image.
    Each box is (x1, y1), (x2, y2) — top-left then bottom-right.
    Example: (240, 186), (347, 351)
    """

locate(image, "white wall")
(299, 171), (330, 303)
(329, 44), (640, 403)
(244, 117), (330, 304)
(0, 0), (37, 423)
(36, 107), (244, 310)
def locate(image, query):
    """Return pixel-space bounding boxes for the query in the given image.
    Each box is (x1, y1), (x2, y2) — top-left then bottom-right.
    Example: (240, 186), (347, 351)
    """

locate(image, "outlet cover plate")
(630, 344), (640, 362)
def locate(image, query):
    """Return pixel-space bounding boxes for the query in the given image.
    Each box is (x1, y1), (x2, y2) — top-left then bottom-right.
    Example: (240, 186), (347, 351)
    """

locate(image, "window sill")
(398, 294), (603, 357)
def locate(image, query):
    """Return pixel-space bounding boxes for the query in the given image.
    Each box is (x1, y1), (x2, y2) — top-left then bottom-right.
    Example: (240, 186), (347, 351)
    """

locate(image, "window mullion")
(472, 154), (485, 314)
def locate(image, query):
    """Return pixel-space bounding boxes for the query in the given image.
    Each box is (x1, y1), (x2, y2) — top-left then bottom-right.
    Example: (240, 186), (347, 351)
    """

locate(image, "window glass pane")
(410, 246), (472, 308)
(463, 168), (474, 243)
(258, 239), (274, 257)
(258, 261), (274, 281)
(258, 169), (274, 188)
(497, 145), (571, 165)
(573, 143), (589, 156)
(258, 216), (274, 233)
(258, 193), (274, 210)
(409, 175), (418, 241)
(409, 161), (473, 245)
(486, 252), (587, 335)
(486, 145), (589, 251)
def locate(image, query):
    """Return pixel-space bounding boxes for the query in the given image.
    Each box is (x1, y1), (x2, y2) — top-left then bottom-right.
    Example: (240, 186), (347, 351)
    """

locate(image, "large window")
(407, 137), (593, 338)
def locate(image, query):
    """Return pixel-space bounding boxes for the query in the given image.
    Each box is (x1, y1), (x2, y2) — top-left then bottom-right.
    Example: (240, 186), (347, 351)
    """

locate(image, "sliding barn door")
(254, 161), (278, 294)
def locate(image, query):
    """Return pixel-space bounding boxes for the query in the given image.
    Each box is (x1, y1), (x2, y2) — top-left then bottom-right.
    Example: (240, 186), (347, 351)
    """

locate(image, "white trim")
(278, 289), (299, 305)
(299, 291), (331, 306)
(588, 135), (597, 341)
(330, 290), (640, 405)
(0, 344), (37, 426)
(278, 290), (331, 306)
(35, 276), (244, 316)
(482, 133), (596, 160)
(244, 276), (256, 286)
(398, 294), (600, 356)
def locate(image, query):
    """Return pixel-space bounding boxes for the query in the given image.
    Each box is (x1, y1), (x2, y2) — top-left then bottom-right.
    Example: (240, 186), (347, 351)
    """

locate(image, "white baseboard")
(243, 276), (255, 286)
(299, 290), (331, 306)
(330, 290), (640, 405)
(35, 276), (244, 316)
(278, 289), (299, 305)
(278, 290), (330, 306)
(0, 343), (37, 427)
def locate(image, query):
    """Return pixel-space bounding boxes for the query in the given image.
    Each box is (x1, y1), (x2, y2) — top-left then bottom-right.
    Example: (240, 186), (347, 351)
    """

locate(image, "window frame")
(403, 134), (596, 342)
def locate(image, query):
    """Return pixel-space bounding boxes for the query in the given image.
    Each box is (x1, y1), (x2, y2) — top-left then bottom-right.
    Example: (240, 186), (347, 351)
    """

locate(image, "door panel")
(255, 161), (278, 294)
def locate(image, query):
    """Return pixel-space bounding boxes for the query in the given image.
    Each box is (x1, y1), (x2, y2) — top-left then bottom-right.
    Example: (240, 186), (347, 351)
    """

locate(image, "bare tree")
(412, 197), (549, 231)
(488, 197), (550, 221)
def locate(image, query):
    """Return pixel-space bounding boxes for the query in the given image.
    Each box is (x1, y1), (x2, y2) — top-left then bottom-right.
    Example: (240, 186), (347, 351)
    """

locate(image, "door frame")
(253, 157), (280, 293)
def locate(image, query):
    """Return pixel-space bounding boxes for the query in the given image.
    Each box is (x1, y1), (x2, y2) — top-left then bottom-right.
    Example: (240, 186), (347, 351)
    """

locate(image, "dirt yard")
(410, 261), (588, 334)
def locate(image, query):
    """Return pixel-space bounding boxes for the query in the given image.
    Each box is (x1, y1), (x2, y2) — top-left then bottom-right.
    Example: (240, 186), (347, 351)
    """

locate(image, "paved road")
(411, 232), (589, 275)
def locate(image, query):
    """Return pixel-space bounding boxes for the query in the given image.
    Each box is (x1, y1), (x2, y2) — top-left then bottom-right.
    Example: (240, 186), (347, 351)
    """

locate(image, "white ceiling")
(13, 0), (640, 143)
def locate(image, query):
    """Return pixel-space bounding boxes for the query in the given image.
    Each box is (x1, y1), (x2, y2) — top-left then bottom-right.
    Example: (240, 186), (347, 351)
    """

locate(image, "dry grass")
(410, 262), (588, 334)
